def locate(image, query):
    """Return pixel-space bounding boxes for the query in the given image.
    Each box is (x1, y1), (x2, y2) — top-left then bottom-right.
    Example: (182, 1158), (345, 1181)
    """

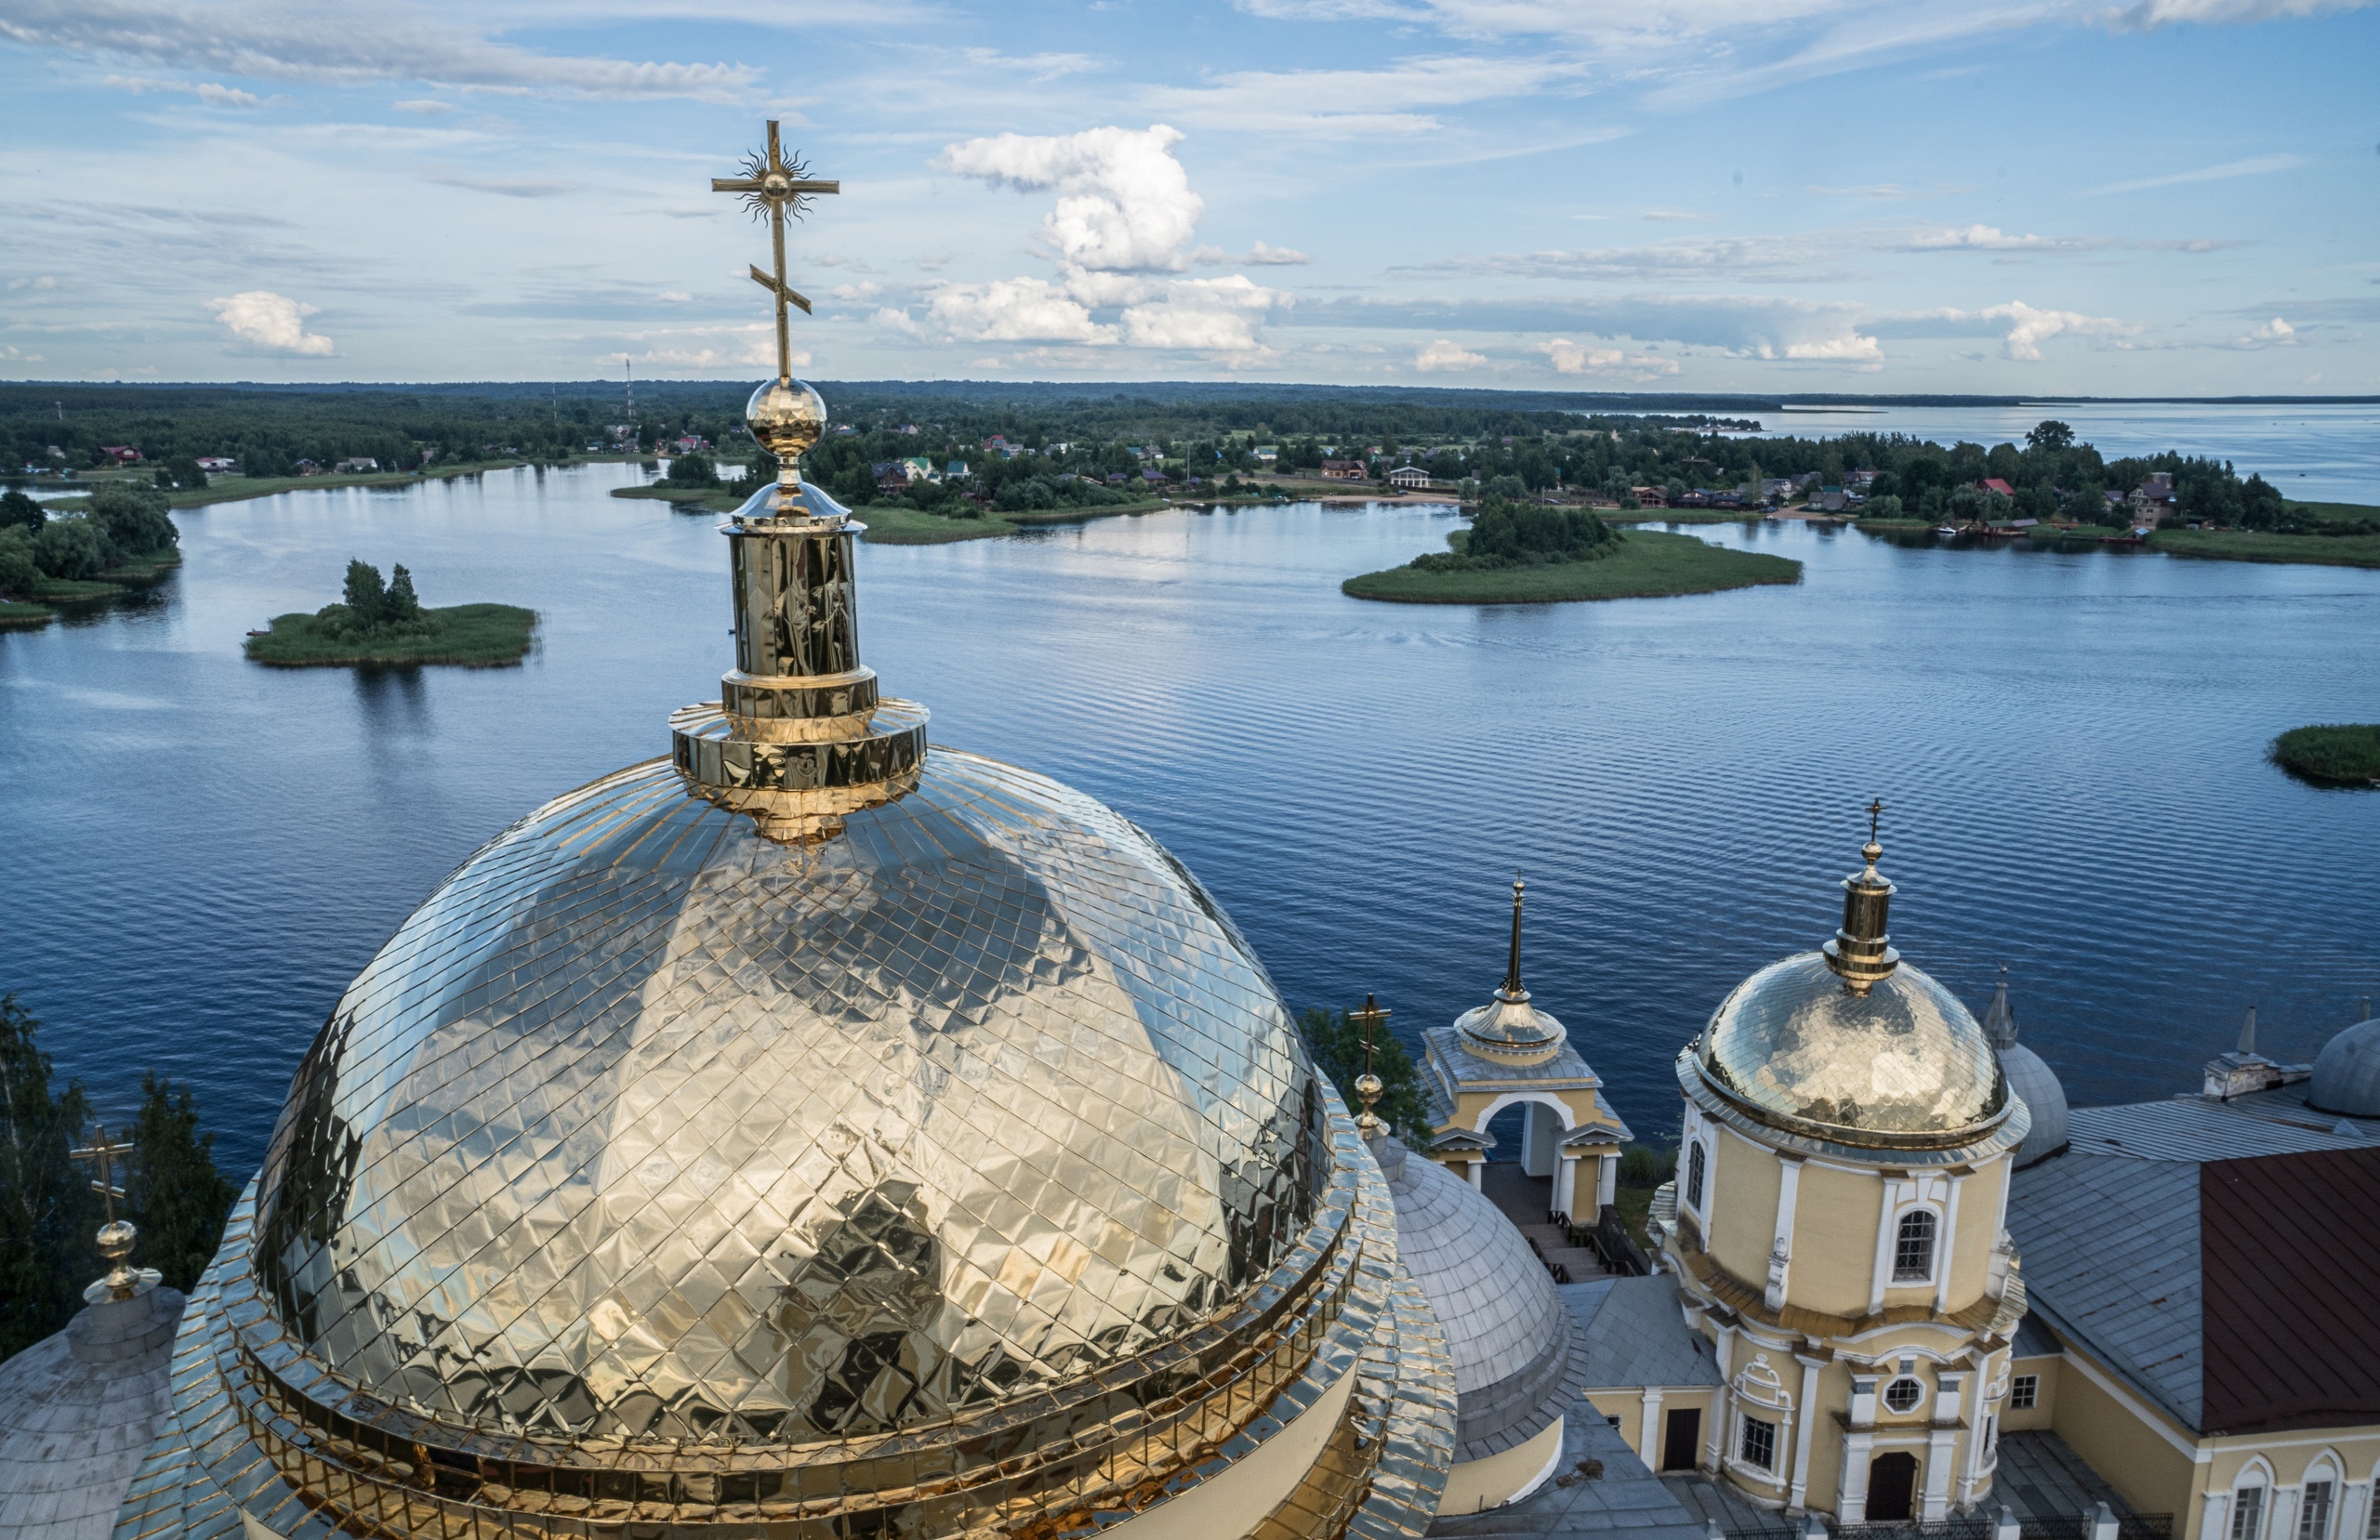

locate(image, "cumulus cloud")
(928, 277), (1116, 345)
(941, 125), (1203, 272)
(621, 323), (785, 371)
(2225, 316), (2296, 349)
(1122, 275), (1286, 351)
(206, 290), (333, 355)
(1881, 299), (2135, 360)
(1539, 338), (1681, 378)
(100, 73), (261, 105)
(1414, 338), (1488, 371)
(0, 0), (758, 100)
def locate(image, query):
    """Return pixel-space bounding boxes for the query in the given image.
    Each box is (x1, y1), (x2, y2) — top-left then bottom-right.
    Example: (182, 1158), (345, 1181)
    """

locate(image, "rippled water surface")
(6, 457), (2378, 1173)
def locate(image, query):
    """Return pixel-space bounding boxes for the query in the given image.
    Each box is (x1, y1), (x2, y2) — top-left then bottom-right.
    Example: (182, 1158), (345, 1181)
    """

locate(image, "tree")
(126, 1073), (235, 1294)
(662, 453), (717, 488)
(0, 489), (42, 534)
(33, 516), (104, 580)
(385, 564), (422, 625)
(1297, 1007), (1430, 1144)
(342, 559), (389, 629)
(2026, 420), (2075, 454)
(0, 994), (98, 1362)
(0, 528), (36, 599)
(87, 482), (177, 559)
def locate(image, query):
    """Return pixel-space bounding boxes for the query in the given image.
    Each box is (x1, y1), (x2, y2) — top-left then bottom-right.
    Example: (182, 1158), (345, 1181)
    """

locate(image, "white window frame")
(1738, 1412), (1778, 1472)
(1891, 1205), (1940, 1284)
(2300, 1458), (2344, 1540)
(1881, 1375), (1928, 1417)
(2009, 1373), (2039, 1410)
(1686, 1139), (1709, 1215)
(2230, 1461), (2277, 1540)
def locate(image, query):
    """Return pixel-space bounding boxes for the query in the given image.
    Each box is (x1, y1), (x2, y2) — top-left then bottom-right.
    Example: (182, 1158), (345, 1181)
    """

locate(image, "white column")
(1640, 1388), (1665, 1463)
(1870, 1175), (1903, 1315)
(1708, 1324), (1736, 1473)
(1789, 1354), (1825, 1510)
(1468, 1158), (1484, 1190)
(2273, 1488), (2302, 1540)
(1837, 1430), (1873, 1524)
(1924, 1425), (1958, 1520)
(1937, 1171), (1968, 1313)
(2347, 1485), (2373, 1540)
(1598, 1152), (1619, 1209)
(1556, 1153), (1580, 1220)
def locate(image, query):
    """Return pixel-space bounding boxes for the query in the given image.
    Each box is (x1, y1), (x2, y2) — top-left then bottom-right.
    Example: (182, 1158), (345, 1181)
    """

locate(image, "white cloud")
(1194, 240), (1310, 266)
(0, 0), (760, 101)
(8, 275), (60, 291)
(656, 291), (693, 303)
(1539, 338), (1681, 378)
(100, 73), (261, 105)
(2086, 152), (2304, 195)
(1120, 274), (1287, 351)
(1889, 299), (2135, 360)
(620, 323), (786, 371)
(927, 277), (1117, 344)
(2225, 315), (2297, 349)
(2108, 0), (2372, 26)
(1414, 337), (1488, 371)
(1416, 232), (1850, 283)
(424, 174), (579, 199)
(1142, 56), (1582, 137)
(1641, 209), (1699, 222)
(959, 47), (1100, 81)
(205, 290), (333, 355)
(828, 282), (882, 301)
(392, 99), (453, 114)
(1902, 224), (2076, 252)
(940, 125), (1203, 272)
(1778, 335), (1884, 362)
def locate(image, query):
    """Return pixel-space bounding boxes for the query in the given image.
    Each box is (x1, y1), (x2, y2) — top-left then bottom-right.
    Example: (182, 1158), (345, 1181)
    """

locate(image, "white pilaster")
(1790, 1354), (1824, 1510)
(1640, 1388), (1665, 1463)
(2199, 1493), (2231, 1540)
(1468, 1158), (1484, 1190)
(1936, 1171), (1968, 1313)
(1924, 1425), (1957, 1520)
(1708, 1324), (1737, 1473)
(1598, 1152), (1619, 1209)
(1767, 1155), (1805, 1310)
(1869, 1176), (1902, 1315)
(1557, 1153), (1580, 1220)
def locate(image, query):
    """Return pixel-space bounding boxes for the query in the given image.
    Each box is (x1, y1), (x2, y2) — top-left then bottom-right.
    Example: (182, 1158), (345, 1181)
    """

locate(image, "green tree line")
(0, 482), (180, 597)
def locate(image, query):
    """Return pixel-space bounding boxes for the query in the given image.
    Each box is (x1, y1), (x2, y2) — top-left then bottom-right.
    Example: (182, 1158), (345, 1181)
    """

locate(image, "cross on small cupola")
(711, 120), (840, 386)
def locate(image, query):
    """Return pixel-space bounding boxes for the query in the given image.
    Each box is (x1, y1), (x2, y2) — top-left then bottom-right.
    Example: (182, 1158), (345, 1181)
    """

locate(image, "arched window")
(1686, 1143), (1707, 1211)
(1893, 1209), (1937, 1282)
(2298, 1460), (2340, 1540)
(2229, 1473), (2270, 1540)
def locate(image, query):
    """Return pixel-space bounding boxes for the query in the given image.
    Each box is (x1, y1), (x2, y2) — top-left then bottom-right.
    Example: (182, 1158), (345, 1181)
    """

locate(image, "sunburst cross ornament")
(711, 120), (839, 386)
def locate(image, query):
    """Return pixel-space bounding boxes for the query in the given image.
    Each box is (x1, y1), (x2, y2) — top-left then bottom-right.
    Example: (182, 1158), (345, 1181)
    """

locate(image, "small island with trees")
(1342, 490), (1801, 604)
(2270, 724), (2380, 787)
(244, 559), (536, 667)
(0, 483), (183, 626)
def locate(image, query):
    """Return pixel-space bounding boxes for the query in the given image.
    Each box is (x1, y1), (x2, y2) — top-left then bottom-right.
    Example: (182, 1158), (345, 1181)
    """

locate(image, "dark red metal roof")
(2199, 1145), (2380, 1434)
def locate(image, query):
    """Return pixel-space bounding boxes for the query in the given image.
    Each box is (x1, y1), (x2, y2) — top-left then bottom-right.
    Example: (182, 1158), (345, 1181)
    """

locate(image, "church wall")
(2000, 1352), (2059, 1432)
(1790, 1162), (1885, 1318)
(2047, 1349), (2204, 1526)
(1708, 1125), (1784, 1284)
(2201, 1428), (2380, 1540)
(1581, 1387), (1719, 1469)
(1945, 1162), (2007, 1310)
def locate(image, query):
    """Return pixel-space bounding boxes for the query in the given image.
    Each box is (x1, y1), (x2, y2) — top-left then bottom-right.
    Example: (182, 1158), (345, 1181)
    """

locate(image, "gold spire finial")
(1501, 872), (1527, 1000)
(1822, 799), (1901, 994)
(713, 121), (838, 511)
(69, 1124), (154, 1302)
(1349, 994), (1390, 1138)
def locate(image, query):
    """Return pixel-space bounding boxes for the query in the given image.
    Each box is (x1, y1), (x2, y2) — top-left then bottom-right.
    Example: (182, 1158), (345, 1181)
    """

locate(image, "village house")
(1388, 466), (1431, 489)
(673, 435), (709, 454)
(1981, 477), (2017, 498)
(195, 456), (236, 474)
(2127, 470), (2177, 526)
(1320, 459), (1367, 481)
(333, 457), (379, 475)
(99, 444), (140, 464)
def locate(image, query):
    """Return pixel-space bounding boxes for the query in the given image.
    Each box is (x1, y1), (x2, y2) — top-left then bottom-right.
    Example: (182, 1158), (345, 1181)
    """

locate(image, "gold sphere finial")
(1349, 993), (1391, 1139)
(747, 378), (826, 508)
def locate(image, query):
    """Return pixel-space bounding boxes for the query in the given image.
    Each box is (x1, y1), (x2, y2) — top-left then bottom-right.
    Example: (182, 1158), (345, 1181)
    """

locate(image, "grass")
(245, 603), (537, 667)
(1342, 528), (1802, 605)
(2282, 499), (2380, 524)
(610, 482), (752, 511)
(1606, 509), (1761, 525)
(2149, 527), (2380, 569)
(852, 505), (1021, 544)
(2270, 724), (2380, 787)
(0, 599), (51, 628)
(21, 548), (184, 606)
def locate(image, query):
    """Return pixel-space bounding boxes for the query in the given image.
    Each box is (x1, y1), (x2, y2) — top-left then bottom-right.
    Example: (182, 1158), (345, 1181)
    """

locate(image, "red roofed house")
(99, 445), (141, 465)
(1980, 478), (2016, 497)
(1319, 459), (1368, 481)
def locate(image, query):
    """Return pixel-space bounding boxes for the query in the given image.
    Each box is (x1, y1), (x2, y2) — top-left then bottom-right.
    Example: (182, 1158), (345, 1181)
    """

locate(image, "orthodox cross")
(1350, 994), (1390, 1135)
(71, 1123), (134, 1225)
(1866, 797), (1885, 844)
(711, 121), (839, 386)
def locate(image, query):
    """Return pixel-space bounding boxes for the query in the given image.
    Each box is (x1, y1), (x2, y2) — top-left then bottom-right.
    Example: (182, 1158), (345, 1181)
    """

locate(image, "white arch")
(1463, 1088), (1580, 1136)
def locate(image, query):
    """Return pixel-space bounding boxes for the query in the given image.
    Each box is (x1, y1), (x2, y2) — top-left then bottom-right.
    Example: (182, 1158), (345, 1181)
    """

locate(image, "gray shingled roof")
(1423, 1408), (1704, 1540)
(1563, 1275), (1722, 1391)
(2066, 1098), (2369, 1161)
(1386, 1138), (1567, 1397)
(2009, 1152), (2202, 1428)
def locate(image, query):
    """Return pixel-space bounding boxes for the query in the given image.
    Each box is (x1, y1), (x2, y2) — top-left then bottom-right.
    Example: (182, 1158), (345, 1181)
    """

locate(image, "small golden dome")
(1696, 953), (2008, 1145)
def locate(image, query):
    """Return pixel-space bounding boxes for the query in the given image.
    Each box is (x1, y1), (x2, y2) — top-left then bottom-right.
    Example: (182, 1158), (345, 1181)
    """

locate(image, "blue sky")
(1, 0), (2373, 391)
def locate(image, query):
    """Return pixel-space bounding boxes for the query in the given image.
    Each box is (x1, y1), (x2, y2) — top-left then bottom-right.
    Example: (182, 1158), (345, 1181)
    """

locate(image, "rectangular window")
(2231, 1488), (2266, 1540)
(2009, 1374), (2039, 1410)
(1739, 1415), (1776, 1471)
(2300, 1481), (2334, 1540)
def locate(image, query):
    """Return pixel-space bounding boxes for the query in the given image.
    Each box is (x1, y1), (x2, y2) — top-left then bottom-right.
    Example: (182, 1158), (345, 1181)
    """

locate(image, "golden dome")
(1694, 952), (2009, 1145)
(251, 751), (1326, 1443)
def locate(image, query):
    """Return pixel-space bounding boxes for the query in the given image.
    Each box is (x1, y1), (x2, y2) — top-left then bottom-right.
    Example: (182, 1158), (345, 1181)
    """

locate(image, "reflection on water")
(3, 456), (2377, 1175)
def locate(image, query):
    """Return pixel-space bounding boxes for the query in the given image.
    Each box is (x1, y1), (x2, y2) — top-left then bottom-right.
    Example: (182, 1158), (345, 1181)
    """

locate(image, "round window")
(1883, 1376), (1925, 1414)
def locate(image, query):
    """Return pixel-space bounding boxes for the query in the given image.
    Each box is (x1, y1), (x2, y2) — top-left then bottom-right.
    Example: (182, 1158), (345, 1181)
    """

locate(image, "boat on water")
(1934, 524), (1958, 535)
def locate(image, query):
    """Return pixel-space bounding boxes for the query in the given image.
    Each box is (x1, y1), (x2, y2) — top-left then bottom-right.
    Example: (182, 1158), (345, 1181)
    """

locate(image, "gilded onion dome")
(1691, 819), (2012, 1149)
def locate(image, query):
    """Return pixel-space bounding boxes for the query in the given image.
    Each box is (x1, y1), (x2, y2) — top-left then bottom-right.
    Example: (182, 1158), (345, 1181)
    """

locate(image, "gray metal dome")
(1370, 1136), (1585, 1463)
(1982, 970), (2069, 1167)
(2310, 1015), (2380, 1118)
(0, 1287), (183, 1540)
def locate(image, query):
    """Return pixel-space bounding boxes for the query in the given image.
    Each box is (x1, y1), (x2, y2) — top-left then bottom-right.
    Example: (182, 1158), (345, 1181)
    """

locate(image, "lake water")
(6, 446), (2379, 1176)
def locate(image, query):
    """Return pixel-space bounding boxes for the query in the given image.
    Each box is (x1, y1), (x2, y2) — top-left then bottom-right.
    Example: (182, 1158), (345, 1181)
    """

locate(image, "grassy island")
(245, 560), (535, 667)
(1344, 504), (1801, 604)
(2270, 725), (2380, 787)
(0, 484), (184, 626)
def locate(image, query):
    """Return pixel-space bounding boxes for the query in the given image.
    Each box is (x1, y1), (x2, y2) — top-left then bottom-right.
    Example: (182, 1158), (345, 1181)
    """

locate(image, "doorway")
(1661, 1407), (1700, 1471)
(1867, 1451), (1918, 1520)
